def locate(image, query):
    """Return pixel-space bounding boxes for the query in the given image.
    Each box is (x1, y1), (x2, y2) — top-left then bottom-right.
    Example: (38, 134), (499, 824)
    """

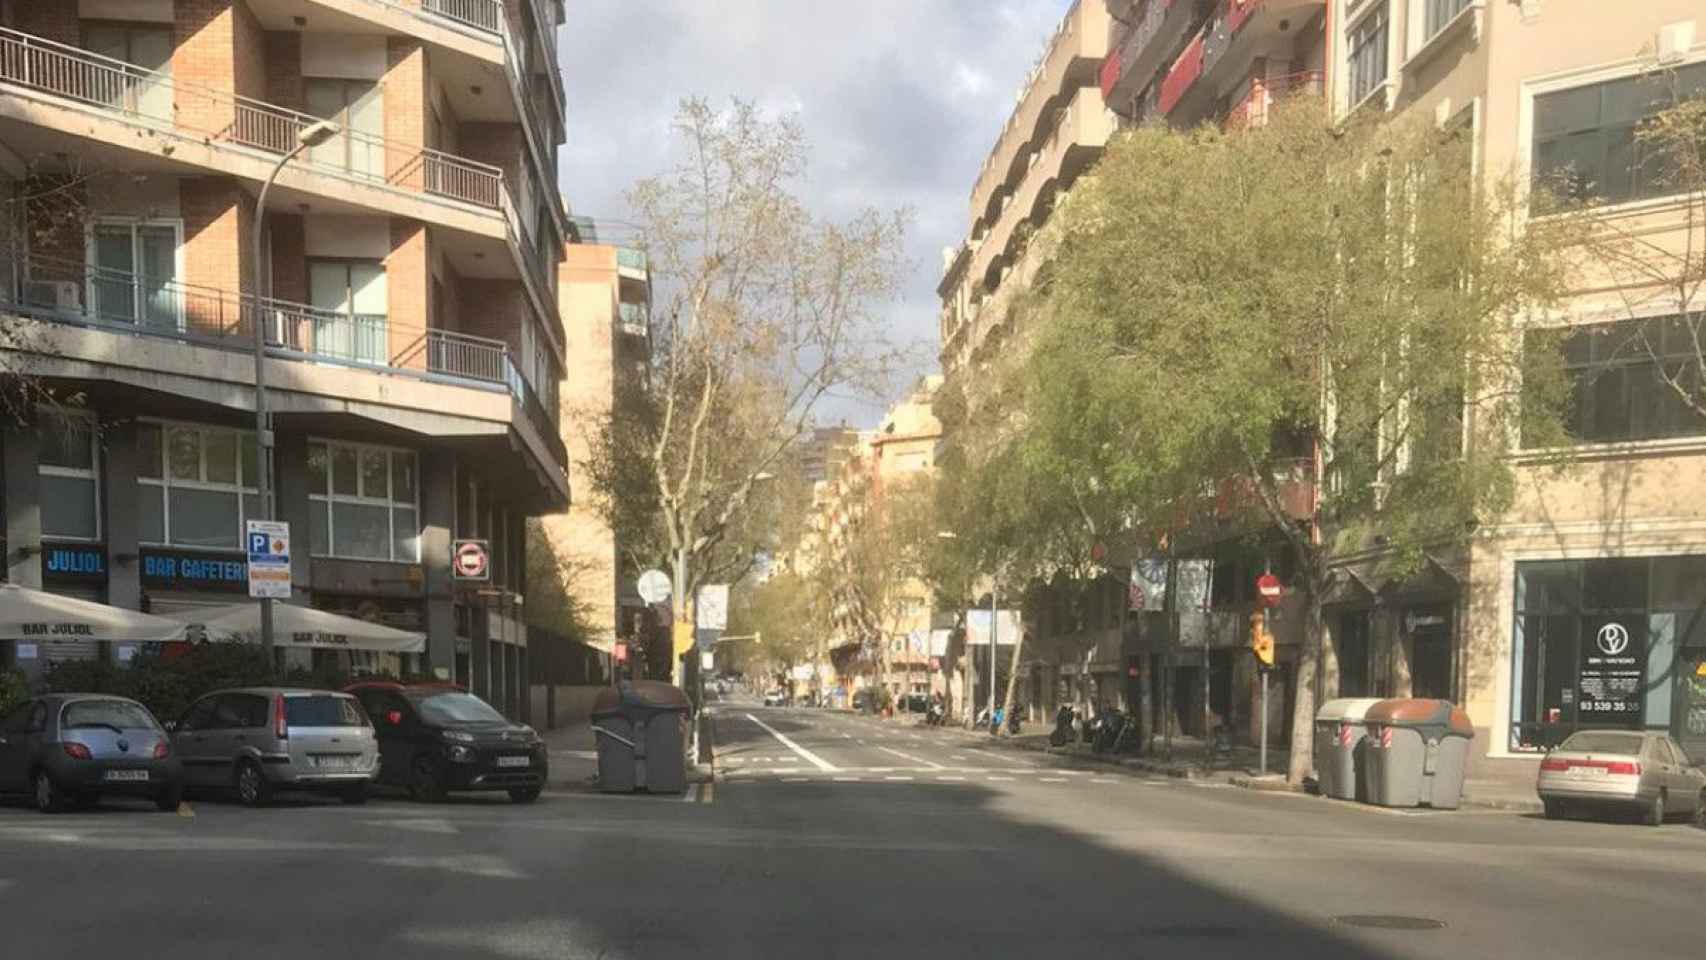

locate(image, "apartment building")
(0, 0), (570, 720)
(535, 238), (651, 651)
(1312, 0), (1706, 772)
(938, 0), (1113, 383)
(866, 376), (944, 701)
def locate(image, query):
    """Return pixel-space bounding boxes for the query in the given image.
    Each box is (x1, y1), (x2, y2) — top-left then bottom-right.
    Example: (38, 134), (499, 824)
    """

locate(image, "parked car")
(1536, 730), (1706, 825)
(901, 693), (930, 714)
(0, 694), (183, 813)
(347, 682), (545, 804)
(170, 688), (377, 807)
(763, 689), (787, 707)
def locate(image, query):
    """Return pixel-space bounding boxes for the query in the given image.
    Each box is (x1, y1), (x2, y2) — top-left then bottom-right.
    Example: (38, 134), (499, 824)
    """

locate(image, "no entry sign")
(1256, 573), (1283, 608)
(452, 539), (490, 581)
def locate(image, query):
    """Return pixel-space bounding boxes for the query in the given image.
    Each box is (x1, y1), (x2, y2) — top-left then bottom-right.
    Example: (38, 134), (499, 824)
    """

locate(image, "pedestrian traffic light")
(1249, 611), (1275, 669)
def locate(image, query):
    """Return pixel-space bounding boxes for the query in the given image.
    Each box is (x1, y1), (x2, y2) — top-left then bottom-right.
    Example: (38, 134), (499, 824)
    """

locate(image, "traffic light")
(1249, 611), (1275, 669)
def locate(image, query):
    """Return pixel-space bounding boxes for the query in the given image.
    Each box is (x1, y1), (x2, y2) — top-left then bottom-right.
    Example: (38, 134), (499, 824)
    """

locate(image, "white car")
(1537, 730), (1706, 825)
(763, 690), (786, 707)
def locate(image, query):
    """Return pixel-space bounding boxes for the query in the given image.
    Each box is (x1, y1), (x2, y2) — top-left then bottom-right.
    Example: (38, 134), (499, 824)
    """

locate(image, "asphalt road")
(2, 699), (1703, 959)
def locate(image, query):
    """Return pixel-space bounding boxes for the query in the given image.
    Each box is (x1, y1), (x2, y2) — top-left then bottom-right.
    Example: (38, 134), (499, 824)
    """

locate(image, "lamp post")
(251, 120), (340, 653)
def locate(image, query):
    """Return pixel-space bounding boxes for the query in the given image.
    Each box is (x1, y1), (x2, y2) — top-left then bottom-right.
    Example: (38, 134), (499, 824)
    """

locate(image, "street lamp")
(252, 119), (340, 652)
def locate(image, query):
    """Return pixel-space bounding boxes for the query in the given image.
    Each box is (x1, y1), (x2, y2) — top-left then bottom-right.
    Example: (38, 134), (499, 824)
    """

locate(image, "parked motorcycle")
(1049, 704), (1074, 747)
(1007, 704), (1023, 736)
(1091, 708), (1126, 754)
(925, 700), (946, 727)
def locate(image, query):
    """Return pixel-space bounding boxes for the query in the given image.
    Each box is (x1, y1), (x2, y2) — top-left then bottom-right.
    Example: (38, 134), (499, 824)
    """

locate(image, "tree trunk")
(671, 550), (691, 687)
(1286, 575), (1326, 784)
(1001, 629), (1025, 724)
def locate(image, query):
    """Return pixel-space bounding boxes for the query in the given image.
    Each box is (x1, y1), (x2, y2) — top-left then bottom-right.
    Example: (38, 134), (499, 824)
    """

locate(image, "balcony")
(1158, 29), (1207, 116)
(967, 0), (1109, 239)
(616, 248), (649, 281)
(1101, 0), (1207, 117)
(1199, 0), (1326, 103)
(3, 250), (567, 490)
(1224, 70), (1323, 128)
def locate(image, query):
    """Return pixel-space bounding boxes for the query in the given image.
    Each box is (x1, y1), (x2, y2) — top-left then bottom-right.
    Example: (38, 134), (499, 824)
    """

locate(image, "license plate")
(1570, 766), (1608, 778)
(311, 755), (357, 770)
(495, 755), (531, 768)
(103, 769), (149, 782)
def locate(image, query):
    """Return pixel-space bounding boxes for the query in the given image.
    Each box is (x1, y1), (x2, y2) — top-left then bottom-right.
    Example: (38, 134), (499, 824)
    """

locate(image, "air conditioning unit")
(24, 280), (81, 311)
(1657, 21), (1696, 65)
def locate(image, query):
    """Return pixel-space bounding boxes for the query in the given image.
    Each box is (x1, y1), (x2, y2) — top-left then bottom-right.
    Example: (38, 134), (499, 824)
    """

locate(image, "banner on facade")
(928, 628), (951, 657)
(1130, 558), (1213, 612)
(964, 609), (1021, 646)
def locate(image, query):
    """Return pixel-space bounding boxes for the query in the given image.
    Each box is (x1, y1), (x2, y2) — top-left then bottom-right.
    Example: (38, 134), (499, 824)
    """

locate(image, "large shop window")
(307, 441), (420, 562)
(1532, 61), (1706, 207)
(39, 416), (100, 541)
(1537, 316), (1706, 445)
(136, 422), (260, 550)
(1511, 556), (1706, 758)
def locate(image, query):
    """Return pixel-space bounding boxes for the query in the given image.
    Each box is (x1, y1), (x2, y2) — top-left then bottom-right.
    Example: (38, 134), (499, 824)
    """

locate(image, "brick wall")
(268, 213), (306, 304)
(231, 0), (265, 101)
(13, 1), (78, 44)
(173, 0), (238, 135)
(458, 122), (525, 191)
(387, 218), (430, 370)
(264, 31), (303, 111)
(385, 38), (428, 190)
(457, 279), (529, 357)
(179, 176), (252, 337)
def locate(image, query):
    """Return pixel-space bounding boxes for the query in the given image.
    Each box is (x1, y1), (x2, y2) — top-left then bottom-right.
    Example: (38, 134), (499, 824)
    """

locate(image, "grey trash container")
(591, 681), (691, 794)
(1362, 698), (1475, 809)
(1314, 698), (1383, 801)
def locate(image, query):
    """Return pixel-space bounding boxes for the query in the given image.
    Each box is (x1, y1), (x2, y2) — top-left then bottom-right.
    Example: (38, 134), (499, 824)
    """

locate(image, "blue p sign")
(249, 532), (270, 555)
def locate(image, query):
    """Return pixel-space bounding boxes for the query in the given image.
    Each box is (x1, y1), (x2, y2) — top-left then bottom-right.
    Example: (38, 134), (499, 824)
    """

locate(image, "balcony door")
(308, 260), (387, 365)
(88, 220), (180, 330)
(305, 79), (383, 179)
(81, 22), (173, 122)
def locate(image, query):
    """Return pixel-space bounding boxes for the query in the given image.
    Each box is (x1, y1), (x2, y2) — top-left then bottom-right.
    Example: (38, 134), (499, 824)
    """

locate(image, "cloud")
(557, 0), (1072, 421)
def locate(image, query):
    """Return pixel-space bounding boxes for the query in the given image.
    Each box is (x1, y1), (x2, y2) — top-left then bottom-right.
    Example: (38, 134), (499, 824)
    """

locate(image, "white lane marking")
(878, 746), (945, 770)
(833, 776), (862, 782)
(986, 776), (1016, 782)
(1089, 778), (1118, 784)
(857, 739), (868, 745)
(1039, 777), (1068, 783)
(884, 775), (915, 781)
(950, 755), (968, 761)
(683, 784), (700, 803)
(782, 777), (812, 783)
(745, 713), (839, 772)
(966, 748), (1034, 768)
(936, 776), (967, 782)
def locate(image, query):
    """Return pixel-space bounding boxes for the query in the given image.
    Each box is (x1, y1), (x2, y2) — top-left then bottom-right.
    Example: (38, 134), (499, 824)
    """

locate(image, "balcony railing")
(1158, 29), (1206, 115)
(618, 302), (649, 337)
(0, 27), (506, 214)
(421, 0), (504, 34)
(1225, 71), (1324, 129)
(617, 248), (649, 273)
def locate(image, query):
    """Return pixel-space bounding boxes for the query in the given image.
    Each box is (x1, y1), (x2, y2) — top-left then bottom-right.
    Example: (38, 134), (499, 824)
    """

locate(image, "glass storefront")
(1511, 556), (1706, 758)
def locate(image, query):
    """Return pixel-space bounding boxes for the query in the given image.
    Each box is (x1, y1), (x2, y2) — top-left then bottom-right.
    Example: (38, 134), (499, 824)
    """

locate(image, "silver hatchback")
(169, 688), (378, 806)
(1537, 730), (1706, 826)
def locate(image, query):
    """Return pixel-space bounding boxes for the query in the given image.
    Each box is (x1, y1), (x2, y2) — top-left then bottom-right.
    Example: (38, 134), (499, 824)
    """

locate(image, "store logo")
(1596, 622), (1630, 656)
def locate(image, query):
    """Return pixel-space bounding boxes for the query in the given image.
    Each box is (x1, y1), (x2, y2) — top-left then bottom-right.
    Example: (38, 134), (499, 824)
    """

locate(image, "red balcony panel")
(1158, 32), (1205, 115)
(1099, 51), (1123, 99)
(1227, 0), (1264, 34)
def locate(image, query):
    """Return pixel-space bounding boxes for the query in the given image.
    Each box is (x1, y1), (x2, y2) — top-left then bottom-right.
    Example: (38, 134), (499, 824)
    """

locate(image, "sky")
(556, 0), (1073, 425)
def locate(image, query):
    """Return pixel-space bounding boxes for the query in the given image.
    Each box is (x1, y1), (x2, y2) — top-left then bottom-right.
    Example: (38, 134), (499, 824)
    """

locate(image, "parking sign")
(245, 520), (291, 599)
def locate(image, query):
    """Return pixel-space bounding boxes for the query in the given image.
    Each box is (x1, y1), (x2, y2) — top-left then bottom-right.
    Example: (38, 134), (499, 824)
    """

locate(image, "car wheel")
(339, 783), (368, 806)
(33, 769), (67, 814)
(508, 785), (542, 804)
(154, 782), (182, 812)
(408, 756), (447, 804)
(1695, 789), (1706, 828)
(1645, 790), (1666, 827)
(234, 760), (272, 808)
(1543, 798), (1565, 820)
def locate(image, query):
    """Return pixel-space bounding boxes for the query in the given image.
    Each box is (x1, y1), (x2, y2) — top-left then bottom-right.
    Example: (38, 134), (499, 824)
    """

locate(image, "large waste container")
(591, 681), (691, 794)
(1362, 699), (1474, 809)
(1314, 698), (1384, 801)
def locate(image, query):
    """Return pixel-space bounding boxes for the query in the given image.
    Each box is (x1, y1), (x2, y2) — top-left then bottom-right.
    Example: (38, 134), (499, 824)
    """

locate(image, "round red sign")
(1256, 573), (1283, 608)
(454, 541), (489, 579)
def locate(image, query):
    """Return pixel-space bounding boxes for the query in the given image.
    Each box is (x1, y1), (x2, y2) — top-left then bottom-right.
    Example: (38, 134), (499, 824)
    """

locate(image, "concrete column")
(471, 610), (491, 701)
(104, 419), (141, 612)
(421, 451), (456, 680)
(3, 424), (42, 588)
(275, 431), (313, 600)
(517, 647), (530, 724)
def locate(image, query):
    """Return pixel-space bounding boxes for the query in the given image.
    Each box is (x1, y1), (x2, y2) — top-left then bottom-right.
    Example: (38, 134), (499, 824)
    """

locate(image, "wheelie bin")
(1362, 698), (1475, 809)
(1313, 698), (1383, 801)
(591, 680), (691, 794)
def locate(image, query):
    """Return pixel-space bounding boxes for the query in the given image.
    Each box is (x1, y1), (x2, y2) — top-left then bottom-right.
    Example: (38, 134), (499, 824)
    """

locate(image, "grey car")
(170, 688), (378, 806)
(0, 694), (184, 813)
(1536, 730), (1706, 826)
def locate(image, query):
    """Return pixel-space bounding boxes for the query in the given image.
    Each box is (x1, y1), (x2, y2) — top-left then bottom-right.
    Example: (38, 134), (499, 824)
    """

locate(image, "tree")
(729, 570), (820, 685)
(838, 472), (940, 696)
(583, 98), (910, 682)
(977, 100), (1576, 782)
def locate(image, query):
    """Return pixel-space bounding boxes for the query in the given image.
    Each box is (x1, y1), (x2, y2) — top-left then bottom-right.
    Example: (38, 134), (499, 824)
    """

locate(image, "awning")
(0, 583), (190, 643)
(166, 602), (426, 654)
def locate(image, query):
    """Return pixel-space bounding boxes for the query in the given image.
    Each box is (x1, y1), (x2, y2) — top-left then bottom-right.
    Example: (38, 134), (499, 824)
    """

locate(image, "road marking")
(878, 746), (945, 769)
(966, 748), (1034, 768)
(987, 776), (1016, 782)
(936, 776), (967, 782)
(884, 775), (915, 781)
(701, 782), (715, 804)
(857, 739), (868, 745)
(833, 776), (862, 782)
(745, 713), (839, 771)
(782, 777), (812, 783)
(1089, 778), (1118, 784)
(1039, 777), (1068, 783)
(683, 784), (700, 803)
(950, 754), (968, 761)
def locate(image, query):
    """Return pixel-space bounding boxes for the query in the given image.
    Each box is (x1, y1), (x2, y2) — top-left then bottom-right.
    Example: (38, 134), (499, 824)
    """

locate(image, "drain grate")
(1333, 915), (1447, 931)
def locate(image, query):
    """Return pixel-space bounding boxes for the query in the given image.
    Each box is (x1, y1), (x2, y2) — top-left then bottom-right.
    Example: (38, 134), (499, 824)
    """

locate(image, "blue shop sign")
(140, 548), (249, 593)
(41, 542), (107, 582)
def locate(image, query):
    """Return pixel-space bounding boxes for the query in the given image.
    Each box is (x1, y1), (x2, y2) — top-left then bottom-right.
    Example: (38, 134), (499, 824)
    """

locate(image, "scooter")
(1092, 708), (1126, 754)
(1049, 704), (1074, 747)
(1007, 704), (1023, 736)
(925, 700), (946, 727)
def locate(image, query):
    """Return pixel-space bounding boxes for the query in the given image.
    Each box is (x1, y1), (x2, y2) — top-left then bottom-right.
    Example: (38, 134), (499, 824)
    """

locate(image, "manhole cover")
(1333, 915), (1447, 931)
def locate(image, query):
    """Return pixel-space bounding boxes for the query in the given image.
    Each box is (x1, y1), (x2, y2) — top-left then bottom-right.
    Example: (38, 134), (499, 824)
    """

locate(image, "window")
(88, 220), (180, 329)
(307, 440), (420, 562)
(81, 22), (172, 120)
(1421, 0), (1470, 43)
(408, 690), (505, 725)
(213, 693), (269, 729)
(306, 260), (388, 365)
(62, 699), (158, 732)
(136, 422), (260, 550)
(177, 696), (218, 732)
(1539, 317), (1705, 445)
(284, 696), (368, 728)
(304, 78), (383, 178)
(1533, 62), (1706, 206)
(1347, 4), (1389, 107)
(1558, 730), (1645, 754)
(39, 415), (100, 541)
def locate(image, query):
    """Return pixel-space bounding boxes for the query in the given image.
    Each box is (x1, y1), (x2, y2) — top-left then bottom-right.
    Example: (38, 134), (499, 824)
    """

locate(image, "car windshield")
(285, 695), (367, 728)
(1559, 732), (1645, 755)
(410, 691), (506, 726)
(62, 700), (157, 732)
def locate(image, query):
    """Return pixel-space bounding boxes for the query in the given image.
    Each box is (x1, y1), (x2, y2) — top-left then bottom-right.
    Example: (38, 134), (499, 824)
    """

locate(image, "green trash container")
(591, 681), (691, 794)
(1314, 698), (1383, 801)
(1363, 698), (1475, 809)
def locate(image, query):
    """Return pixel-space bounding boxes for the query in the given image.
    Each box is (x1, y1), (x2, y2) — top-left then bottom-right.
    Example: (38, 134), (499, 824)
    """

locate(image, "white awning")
(166, 602), (426, 654)
(0, 583), (191, 643)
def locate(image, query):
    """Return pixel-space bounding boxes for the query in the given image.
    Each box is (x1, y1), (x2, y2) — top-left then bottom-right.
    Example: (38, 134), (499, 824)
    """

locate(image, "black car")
(0, 694), (184, 813)
(346, 682), (546, 803)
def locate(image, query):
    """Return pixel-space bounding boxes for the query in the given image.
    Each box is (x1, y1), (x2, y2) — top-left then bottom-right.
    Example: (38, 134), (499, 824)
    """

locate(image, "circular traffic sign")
(637, 569), (672, 605)
(1256, 573), (1283, 608)
(454, 541), (488, 579)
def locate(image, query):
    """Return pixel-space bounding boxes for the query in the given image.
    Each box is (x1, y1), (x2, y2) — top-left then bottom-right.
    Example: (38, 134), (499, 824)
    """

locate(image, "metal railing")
(421, 0), (504, 34)
(618, 302), (648, 336)
(617, 248), (649, 273)
(1225, 71), (1324, 129)
(0, 27), (505, 213)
